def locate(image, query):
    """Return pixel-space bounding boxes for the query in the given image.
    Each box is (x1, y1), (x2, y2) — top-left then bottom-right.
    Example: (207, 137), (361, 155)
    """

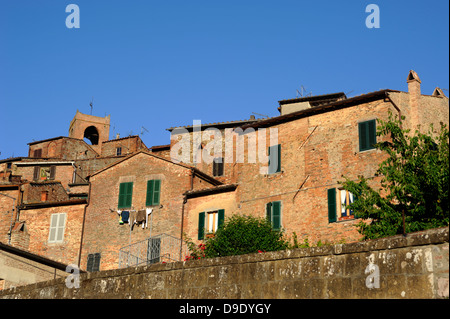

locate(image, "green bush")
(203, 214), (289, 258)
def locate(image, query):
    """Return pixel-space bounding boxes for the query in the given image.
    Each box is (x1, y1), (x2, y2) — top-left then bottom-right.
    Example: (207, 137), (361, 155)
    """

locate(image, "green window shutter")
(146, 180), (154, 206)
(146, 180), (162, 206)
(359, 120), (376, 152)
(272, 201), (281, 230)
(328, 188), (337, 223)
(198, 212), (205, 240)
(218, 209), (225, 229)
(125, 182), (133, 208)
(87, 254), (94, 272)
(93, 253), (101, 271)
(87, 253), (101, 272)
(153, 180), (161, 205)
(119, 182), (133, 209)
(266, 202), (272, 223)
(268, 145), (281, 174)
(276, 144), (281, 173)
(359, 122), (368, 151)
(118, 183), (126, 208)
(368, 119), (376, 149)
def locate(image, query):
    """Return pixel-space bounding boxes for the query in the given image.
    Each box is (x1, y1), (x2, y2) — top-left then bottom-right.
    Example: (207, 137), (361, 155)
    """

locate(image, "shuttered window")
(213, 157), (224, 177)
(87, 253), (101, 272)
(49, 166), (56, 180)
(146, 180), (161, 206)
(33, 166), (40, 181)
(328, 188), (358, 222)
(268, 144), (281, 174)
(198, 209), (225, 240)
(218, 209), (225, 229)
(359, 120), (377, 152)
(328, 188), (337, 223)
(198, 212), (205, 240)
(48, 213), (66, 243)
(266, 201), (281, 230)
(118, 182), (133, 209)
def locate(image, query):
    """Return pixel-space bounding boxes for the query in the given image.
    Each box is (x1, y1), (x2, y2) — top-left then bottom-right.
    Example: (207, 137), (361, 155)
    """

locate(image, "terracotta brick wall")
(17, 203), (86, 265)
(0, 188), (19, 243)
(80, 152), (215, 271)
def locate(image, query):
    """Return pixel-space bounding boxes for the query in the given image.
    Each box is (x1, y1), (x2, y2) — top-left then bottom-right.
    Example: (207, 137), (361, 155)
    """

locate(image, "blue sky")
(0, 0), (448, 158)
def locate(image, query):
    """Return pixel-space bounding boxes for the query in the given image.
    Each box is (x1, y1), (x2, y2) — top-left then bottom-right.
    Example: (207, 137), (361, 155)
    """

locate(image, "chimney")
(432, 87), (446, 97)
(116, 133), (120, 139)
(407, 70), (421, 130)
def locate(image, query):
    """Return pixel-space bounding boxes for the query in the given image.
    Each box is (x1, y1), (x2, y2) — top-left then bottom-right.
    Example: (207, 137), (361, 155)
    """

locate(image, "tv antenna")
(251, 112), (269, 119)
(89, 97), (94, 115)
(140, 126), (149, 136)
(296, 85), (312, 98)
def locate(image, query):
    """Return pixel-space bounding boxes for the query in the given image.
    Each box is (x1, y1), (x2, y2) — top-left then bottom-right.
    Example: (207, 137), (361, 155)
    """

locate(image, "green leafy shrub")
(202, 214), (289, 258)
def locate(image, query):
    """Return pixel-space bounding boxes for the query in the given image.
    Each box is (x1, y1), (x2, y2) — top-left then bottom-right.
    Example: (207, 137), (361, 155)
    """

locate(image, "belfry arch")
(69, 110), (110, 154)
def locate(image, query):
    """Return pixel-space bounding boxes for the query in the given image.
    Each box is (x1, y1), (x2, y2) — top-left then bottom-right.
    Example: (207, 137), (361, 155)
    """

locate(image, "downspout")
(77, 179), (91, 269)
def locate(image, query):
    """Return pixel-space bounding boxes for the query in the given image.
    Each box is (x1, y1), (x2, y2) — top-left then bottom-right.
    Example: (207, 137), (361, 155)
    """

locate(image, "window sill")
(336, 216), (358, 223)
(358, 148), (376, 154)
(265, 169), (284, 178)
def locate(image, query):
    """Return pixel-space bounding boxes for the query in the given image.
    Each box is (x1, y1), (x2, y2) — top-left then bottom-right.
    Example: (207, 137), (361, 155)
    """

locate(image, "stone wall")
(0, 227), (448, 299)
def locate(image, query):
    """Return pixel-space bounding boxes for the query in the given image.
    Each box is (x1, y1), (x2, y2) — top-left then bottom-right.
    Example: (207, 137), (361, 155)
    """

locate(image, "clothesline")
(113, 208), (152, 229)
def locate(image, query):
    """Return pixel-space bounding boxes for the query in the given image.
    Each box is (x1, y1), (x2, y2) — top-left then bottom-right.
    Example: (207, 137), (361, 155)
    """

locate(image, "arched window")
(83, 126), (99, 145)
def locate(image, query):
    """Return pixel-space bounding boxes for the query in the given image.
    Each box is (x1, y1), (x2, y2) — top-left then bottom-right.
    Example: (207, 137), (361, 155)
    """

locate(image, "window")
(48, 213), (66, 243)
(213, 157), (224, 177)
(86, 253), (101, 272)
(327, 188), (357, 222)
(198, 209), (225, 240)
(33, 166), (56, 181)
(266, 201), (281, 230)
(118, 182), (133, 209)
(146, 180), (161, 206)
(41, 191), (49, 202)
(116, 147), (122, 156)
(268, 144), (281, 174)
(33, 149), (42, 158)
(359, 119), (377, 152)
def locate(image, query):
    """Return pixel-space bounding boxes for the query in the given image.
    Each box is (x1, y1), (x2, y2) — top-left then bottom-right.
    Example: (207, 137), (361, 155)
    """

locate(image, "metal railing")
(118, 233), (188, 268)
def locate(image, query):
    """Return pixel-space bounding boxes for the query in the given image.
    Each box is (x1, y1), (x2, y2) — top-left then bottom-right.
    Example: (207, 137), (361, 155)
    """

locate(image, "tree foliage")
(341, 112), (449, 239)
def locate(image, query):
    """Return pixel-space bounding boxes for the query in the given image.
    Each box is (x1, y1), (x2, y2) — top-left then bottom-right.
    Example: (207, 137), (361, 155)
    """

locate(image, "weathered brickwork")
(0, 187), (20, 244)
(101, 135), (148, 157)
(21, 182), (69, 204)
(17, 202), (86, 265)
(80, 152), (219, 271)
(28, 137), (98, 160)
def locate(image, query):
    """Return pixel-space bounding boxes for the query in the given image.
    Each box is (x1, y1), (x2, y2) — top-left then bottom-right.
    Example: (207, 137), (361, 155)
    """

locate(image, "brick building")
(181, 71), (449, 246)
(0, 70), (448, 274)
(79, 150), (222, 270)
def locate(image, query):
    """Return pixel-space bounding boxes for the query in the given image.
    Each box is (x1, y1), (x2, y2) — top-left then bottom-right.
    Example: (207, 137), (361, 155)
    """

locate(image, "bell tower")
(69, 110), (110, 155)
